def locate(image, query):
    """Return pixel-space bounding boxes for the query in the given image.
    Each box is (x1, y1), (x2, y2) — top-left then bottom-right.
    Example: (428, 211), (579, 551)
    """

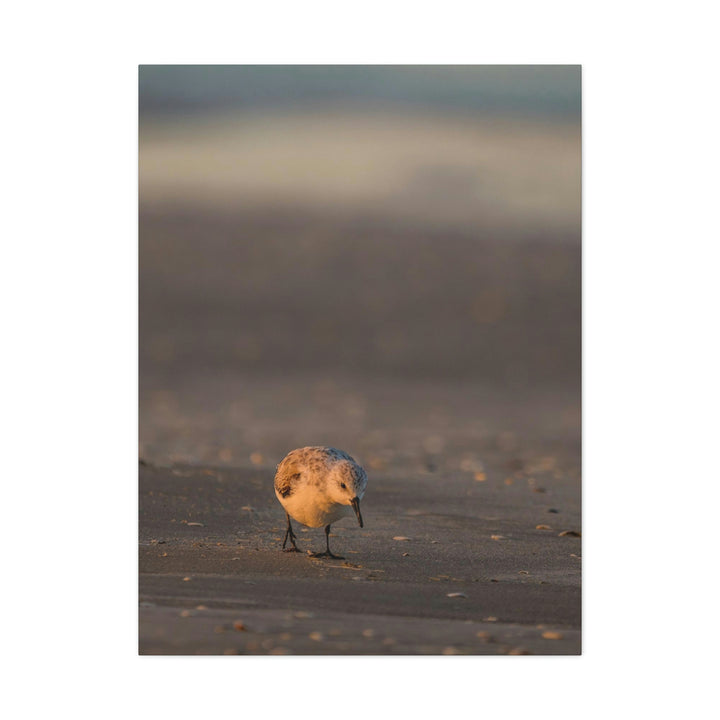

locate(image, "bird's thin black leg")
(310, 524), (344, 559)
(282, 512), (300, 552)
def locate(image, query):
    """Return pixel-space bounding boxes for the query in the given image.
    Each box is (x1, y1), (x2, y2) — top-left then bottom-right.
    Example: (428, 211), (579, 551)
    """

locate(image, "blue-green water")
(139, 65), (581, 120)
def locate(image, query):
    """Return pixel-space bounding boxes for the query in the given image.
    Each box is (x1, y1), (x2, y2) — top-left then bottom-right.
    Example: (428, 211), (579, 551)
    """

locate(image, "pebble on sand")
(393, 536), (411, 541)
(542, 631), (564, 640)
(442, 646), (461, 655)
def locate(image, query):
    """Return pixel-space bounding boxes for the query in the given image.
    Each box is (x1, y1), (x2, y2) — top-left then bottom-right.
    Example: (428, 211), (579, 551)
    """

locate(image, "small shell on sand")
(393, 536), (411, 541)
(542, 631), (564, 640)
(447, 592), (467, 598)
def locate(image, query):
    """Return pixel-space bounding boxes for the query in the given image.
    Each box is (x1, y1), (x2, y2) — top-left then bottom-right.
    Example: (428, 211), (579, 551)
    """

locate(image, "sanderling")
(274, 446), (367, 559)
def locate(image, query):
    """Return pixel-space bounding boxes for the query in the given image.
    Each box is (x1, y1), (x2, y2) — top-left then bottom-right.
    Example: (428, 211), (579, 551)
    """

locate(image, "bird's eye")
(340, 482), (347, 489)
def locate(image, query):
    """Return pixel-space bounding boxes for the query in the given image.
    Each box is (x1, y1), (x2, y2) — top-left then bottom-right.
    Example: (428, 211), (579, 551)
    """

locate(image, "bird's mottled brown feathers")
(275, 472), (300, 498)
(274, 446), (362, 496)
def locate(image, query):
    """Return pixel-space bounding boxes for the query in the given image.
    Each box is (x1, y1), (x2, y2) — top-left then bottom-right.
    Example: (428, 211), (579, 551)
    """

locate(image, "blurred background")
(139, 65), (581, 476)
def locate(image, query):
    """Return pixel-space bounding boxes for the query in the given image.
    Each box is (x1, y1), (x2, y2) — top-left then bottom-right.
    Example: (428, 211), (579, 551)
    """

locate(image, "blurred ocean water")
(139, 65), (580, 120)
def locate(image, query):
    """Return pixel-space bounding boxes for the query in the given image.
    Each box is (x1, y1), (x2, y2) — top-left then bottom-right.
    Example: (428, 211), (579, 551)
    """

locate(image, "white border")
(4, 2), (719, 718)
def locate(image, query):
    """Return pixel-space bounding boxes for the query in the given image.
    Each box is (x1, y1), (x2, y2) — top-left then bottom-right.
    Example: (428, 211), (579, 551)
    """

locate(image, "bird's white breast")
(277, 486), (351, 528)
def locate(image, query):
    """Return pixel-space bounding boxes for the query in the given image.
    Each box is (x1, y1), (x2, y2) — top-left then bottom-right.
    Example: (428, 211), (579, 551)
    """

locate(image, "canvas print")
(139, 65), (581, 655)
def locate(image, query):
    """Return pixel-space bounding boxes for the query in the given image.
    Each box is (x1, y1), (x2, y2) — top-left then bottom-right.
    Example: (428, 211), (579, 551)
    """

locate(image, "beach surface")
(139, 375), (581, 656)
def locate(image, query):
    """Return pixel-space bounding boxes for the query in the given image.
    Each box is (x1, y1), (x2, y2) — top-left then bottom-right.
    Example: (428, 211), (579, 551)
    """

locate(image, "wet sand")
(139, 386), (581, 655)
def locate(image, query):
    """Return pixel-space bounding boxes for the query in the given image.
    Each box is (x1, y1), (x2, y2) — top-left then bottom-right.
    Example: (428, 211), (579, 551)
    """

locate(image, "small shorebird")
(274, 446), (367, 558)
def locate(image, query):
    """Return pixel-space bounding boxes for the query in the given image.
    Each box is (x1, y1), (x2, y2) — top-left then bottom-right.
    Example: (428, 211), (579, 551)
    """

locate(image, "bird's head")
(328, 461), (367, 527)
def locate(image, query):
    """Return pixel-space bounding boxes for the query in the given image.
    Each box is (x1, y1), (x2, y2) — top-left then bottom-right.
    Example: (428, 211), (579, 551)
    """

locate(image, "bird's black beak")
(350, 497), (363, 528)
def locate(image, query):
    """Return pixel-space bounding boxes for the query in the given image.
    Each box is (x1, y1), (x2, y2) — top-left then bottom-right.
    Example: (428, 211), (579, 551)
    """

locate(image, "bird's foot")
(282, 546), (301, 553)
(309, 551), (345, 560)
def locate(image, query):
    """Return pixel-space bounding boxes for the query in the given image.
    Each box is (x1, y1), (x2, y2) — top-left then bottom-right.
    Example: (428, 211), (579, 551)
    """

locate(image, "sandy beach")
(138, 199), (581, 654)
(139, 373), (580, 655)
